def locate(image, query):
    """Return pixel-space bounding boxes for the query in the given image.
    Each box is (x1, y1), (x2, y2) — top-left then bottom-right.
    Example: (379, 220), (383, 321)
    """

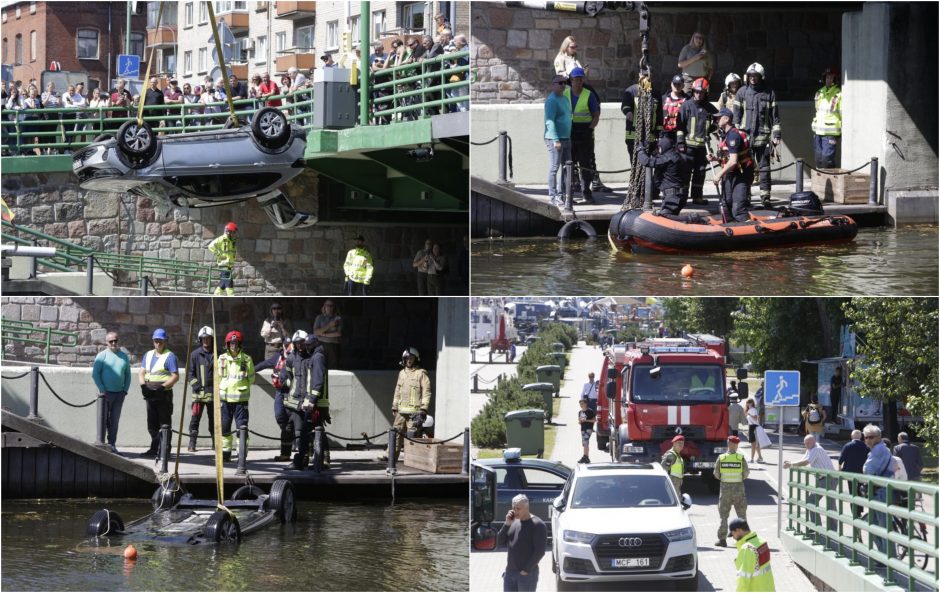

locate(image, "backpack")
(808, 406), (821, 424)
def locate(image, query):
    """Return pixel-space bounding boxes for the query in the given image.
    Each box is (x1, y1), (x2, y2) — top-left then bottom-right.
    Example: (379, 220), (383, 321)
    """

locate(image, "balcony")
(219, 11), (249, 32)
(276, 51), (316, 73)
(146, 26), (177, 49)
(276, 1), (316, 20)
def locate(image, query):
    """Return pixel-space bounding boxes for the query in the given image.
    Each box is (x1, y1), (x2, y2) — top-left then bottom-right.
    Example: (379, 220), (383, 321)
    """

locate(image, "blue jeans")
(503, 568), (538, 592)
(103, 391), (127, 447)
(545, 138), (572, 198)
(814, 134), (838, 169)
(345, 280), (368, 296)
(872, 487), (888, 553)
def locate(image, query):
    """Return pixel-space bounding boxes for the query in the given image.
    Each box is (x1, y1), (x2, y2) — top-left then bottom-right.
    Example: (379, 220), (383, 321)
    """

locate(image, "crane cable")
(135, 1), (166, 127)
(210, 299), (230, 513)
(205, 2), (239, 127)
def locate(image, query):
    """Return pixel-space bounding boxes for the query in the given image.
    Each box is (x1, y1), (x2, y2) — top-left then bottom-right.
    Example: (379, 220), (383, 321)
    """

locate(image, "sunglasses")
(864, 435), (879, 440)
(569, 45), (578, 49)
(108, 340), (119, 344)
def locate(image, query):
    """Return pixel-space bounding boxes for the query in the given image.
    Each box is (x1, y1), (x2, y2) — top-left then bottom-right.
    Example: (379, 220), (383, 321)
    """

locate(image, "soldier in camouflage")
(661, 434), (686, 494)
(714, 435), (749, 546)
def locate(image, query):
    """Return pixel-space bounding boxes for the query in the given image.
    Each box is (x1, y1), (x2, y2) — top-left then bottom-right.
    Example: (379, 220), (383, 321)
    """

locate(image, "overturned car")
(72, 108), (316, 230)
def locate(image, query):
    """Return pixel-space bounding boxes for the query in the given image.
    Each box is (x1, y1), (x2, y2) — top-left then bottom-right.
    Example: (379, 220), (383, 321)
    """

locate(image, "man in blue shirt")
(92, 331), (131, 454)
(544, 74), (572, 206)
(862, 424), (895, 553)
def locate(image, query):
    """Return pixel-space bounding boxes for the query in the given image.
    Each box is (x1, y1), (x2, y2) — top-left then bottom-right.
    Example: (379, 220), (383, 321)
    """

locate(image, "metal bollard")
(497, 130), (508, 184)
(140, 276), (149, 296)
(159, 425), (170, 473)
(85, 254), (95, 295)
(795, 158), (804, 193)
(643, 166), (653, 210)
(462, 428), (470, 474)
(489, 350), (493, 363)
(471, 349), (476, 363)
(472, 375), (479, 392)
(30, 240), (39, 279)
(505, 351), (510, 363)
(386, 428), (397, 474)
(236, 425), (248, 475)
(564, 161), (574, 212)
(95, 393), (106, 446)
(28, 366), (40, 420)
(868, 157), (878, 205)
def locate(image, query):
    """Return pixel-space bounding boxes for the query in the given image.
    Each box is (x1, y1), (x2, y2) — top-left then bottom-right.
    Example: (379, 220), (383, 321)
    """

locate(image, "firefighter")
(563, 67), (600, 204)
(732, 63), (781, 208)
(718, 73), (741, 112)
(255, 330), (305, 461)
(390, 347), (432, 462)
(661, 434), (686, 493)
(714, 435), (750, 547)
(676, 77), (718, 205)
(621, 73), (661, 159)
(729, 517), (776, 591)
(811, 67), (841, 169)
(187, 326), (215, 452)
(635, 136), (692, 217)
(217, 330), (255, 462)
(138, 328), (180, 457)
(710, 108), (755, 222)
(208, 222), (238, 296)
(661, 74), (687, 142)
(304, 333), (332, 467)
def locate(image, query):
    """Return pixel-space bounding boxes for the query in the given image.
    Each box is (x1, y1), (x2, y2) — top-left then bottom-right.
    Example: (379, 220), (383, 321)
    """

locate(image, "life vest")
(662, 93), (686, 133)
(717, 452), (746, 483)
(718, 128), (754, 171)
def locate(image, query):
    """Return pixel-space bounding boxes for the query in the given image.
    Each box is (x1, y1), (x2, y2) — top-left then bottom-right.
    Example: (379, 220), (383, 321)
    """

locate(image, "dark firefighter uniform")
(676, 93), (718, 203)
(281, 337), (330, 469)
(733, 82), (780, 205)
(636, 137), (692, 216)
(187, 342), (215, 451)
(563, 76), (600, 201)
(621, 80), (662, 158)
(278, 341), (311, 462)
(255, 341), (297, 461)
(717, 123), (755, 222)
(303, 335), (331, 465)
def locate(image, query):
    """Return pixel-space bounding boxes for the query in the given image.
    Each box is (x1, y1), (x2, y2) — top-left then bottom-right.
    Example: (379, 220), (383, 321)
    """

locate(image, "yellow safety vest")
(217, 350), (254, 403)
(208, 234), (237, 269)
(717, 452), (746, 483)
(343, 247), (374, 285)
(144, 349), (176, 383)
(663, 450), (684, 478)
(735, 532), (776, 591)
(564, 87), (595, 124)
(811, 85), (841, 136)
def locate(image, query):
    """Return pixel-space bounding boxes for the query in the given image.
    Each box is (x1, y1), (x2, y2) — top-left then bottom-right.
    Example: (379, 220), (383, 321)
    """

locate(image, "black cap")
(671, 74), (684, 86)
(354, 234), (365, 241)
(321, 54), (330, 61)
(729, 517), (749, 532)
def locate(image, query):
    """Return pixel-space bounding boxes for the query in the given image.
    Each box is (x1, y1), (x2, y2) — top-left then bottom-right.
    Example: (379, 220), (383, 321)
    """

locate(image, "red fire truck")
(605, 338), (729, 492)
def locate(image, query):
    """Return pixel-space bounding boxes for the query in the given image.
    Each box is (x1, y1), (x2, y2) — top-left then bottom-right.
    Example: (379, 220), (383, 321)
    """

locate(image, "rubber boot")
(274, 427), (292, 461)
(187, 432), (198, 452)
(222, 434), (233, 462)
(290, 453), (306, 470)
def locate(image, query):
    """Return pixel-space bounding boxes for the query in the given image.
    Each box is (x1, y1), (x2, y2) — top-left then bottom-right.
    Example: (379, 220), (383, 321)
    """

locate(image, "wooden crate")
(811, 169), (870, 204)
(403, 438), (463, 474)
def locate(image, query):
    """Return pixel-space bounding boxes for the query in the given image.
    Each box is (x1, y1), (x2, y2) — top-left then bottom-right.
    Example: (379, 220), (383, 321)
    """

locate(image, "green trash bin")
(535, 365), (562, 396)
(550, 351), (567, 375)
(522, 382), (555, 423)
(504, 409), (545, 456)
(552, 342), (565, 353)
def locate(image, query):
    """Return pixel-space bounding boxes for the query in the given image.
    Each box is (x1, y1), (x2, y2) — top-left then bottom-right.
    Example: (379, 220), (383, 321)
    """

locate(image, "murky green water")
(1, 499), (467, 591)
(471, 226), (939, 295)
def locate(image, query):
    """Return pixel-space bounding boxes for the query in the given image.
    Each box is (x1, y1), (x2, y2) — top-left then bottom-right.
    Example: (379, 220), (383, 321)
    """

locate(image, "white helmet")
(724, 73), (742, 88)
(422, 414), (434, 428)
(291, 330), (308, 343)
(746, 63), (765, 78)
(197, 326), (214, 339)
(402, 347), (420, 362)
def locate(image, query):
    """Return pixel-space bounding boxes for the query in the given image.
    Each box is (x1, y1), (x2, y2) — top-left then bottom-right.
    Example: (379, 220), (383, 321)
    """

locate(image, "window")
(237, 37), (251, 62)
(274, 31), (286, 53)
(326, 20), (338, 50)
(15, 5), (21, 19)
(295, 25), (314, 50)
(400, 2), (425, 32)
(372, 10), (386, 39)
(214, 1), (246, 13)
(184, 2), (193, 27)
(2, 38), (7, 63)
(162, 49), (176, 75)
(349, 15), (360, 47)
(198, 1), (208, 24)
(77, 29), (99, 59)
(183, 50), (193, 75)
(198, 47), (208, 72)
(29, 2), (36, 14)
(256, 35), (267, 63)
(129, 32), (145, 59)
(148, 2), (177, 27)
(14, 34), (21, 65)
(2, 11), (6, 23)
(29, 30), (36, 61)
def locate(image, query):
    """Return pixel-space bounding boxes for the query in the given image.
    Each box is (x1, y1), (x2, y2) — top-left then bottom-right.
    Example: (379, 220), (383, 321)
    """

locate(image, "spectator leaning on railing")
(446, 34), (469, 113)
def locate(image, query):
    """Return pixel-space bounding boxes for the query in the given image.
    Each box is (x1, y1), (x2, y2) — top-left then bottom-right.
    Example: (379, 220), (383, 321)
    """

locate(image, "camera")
(407, 146), (434, 162)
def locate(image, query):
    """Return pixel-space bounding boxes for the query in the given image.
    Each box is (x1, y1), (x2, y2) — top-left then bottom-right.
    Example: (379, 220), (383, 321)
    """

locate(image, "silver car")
(72, 108), (316, 229)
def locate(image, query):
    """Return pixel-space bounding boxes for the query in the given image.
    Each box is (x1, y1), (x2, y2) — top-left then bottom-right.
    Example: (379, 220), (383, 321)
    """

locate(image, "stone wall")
(1, 171), (467, 296)
(471, 4), (845, 103)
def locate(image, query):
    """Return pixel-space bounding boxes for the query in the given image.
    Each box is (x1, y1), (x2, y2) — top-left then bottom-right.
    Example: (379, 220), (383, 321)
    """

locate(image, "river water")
(1, 498), (468, 592)
(471, 226), (939, 295)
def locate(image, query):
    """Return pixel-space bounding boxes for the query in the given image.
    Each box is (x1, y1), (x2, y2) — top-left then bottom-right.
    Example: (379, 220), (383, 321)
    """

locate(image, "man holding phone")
(497, 494), (547, 591)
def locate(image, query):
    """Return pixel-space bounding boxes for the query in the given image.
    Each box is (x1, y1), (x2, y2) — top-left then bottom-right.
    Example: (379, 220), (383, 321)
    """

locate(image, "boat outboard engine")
(788, 191), (824, 215)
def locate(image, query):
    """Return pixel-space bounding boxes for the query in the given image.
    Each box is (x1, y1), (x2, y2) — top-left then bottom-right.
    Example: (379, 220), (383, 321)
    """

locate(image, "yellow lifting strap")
(206, 2), (239, 127)
(136, 0), (166, 126)
(210, 299), (230, 512)
(171, 298), (198, 483)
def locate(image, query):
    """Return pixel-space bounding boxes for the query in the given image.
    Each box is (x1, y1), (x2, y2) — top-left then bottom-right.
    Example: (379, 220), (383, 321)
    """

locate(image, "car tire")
(230, 485), (265, 500)
(151, 478), (183, 510)
(251, 107), (291, 150)
(92, 133), (113, 143)
(204, 510), (241, 543)
(269, 479), (297, 523)
(86, 509), (125, 537)
(116, 120), (157, 165)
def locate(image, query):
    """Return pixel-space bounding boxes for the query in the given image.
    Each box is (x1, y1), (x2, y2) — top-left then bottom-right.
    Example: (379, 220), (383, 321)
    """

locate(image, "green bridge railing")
(1, 319), (79, 365)
(787, 465), (938, 591)
(0, 52), (469, 156)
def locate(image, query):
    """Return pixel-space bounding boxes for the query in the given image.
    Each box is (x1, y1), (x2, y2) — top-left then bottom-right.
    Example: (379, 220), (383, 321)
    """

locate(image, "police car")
(550, 462), (698, 591)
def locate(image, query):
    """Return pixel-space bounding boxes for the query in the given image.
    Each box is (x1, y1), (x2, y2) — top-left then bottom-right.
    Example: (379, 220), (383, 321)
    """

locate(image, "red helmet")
(691, 78), (709, 94)
(225, 330), (243, 344)
(225, 222), (238, 232)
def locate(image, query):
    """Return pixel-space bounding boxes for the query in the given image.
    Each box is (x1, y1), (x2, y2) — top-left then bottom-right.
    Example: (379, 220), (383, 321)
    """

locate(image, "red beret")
(727, 435), (741, 443)
(672, 435), (685, 443)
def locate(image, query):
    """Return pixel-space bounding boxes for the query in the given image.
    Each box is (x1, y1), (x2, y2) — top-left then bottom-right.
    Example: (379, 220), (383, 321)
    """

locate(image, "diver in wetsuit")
(636, 136), (693, 217)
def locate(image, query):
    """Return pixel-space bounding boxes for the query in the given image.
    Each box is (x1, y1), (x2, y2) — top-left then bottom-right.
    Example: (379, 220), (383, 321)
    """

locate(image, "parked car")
(551, 462), (698, 591)
(72, 108), (315, 230)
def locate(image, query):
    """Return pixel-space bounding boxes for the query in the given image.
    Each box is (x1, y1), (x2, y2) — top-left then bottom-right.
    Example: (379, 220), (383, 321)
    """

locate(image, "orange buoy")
(123, 545), (137, 560)
(681, 264), (694, 278)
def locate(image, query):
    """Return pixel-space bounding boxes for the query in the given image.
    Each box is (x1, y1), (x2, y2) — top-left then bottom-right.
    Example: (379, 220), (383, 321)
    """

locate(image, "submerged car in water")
(72, 108), (316, 230)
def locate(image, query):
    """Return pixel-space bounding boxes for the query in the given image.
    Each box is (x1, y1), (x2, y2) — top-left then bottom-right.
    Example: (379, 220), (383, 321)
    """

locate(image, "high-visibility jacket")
(677, 98), (717, 148)
(621, 83), (661, 142)
(143, 349), (177, 383)
(188, 345), (214, 403)
(811, 84), (841, 136)
(304, 345), (330, 409)
(718, 128), (754, 171)
(217, 349), (254, 403)
(393, 366), (432, 414)
(716, 451), (749, 483)
(343, 247), (374, 285)
(732, 84), (781, 147)
(208, 234), (237, 269)
(662, 449), (684, 478)
(735, 531), (776, 591)
(563, 87), (596, 124)
(661, 92), (687, 133)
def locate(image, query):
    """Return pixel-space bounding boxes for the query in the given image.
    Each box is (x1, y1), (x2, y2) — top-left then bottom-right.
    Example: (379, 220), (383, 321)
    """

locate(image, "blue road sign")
(117, 54), (140, 79)
(764, 370), (800, 406)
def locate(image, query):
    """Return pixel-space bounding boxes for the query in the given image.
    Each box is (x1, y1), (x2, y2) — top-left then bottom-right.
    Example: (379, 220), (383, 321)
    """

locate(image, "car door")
(516, 466), (569, 527)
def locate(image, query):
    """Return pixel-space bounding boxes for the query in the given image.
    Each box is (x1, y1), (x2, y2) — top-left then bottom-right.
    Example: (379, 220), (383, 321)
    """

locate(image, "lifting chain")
(622, 73), (655, 210)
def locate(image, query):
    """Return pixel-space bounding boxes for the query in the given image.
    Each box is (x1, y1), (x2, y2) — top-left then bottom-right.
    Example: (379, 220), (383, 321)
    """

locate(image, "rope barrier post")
(159, 424), (170, 473)
(497, 130), (508, 184)
(472, 375), (478, 393)
(28, 366), (40, 420)
(471, 349), (476, 363)
(95, 393), (106, 446)
(643, 166), (653, 210)
(868, 157), (878, 205)
(85, 254), (94, 295)
(236, 424), (248, 476)
(386, 428), (397, 474)
(140, 275), (149, 296)
(564, 161), (574, 212)
(462, 428), (470, 474)
(488, 349), (493, 363)
(795, 158), (804, 193)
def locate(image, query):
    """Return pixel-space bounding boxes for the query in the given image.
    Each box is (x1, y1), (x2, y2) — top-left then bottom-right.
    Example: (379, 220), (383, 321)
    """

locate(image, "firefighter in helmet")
(389, 347), (432, 462)
(709, 108), (755, 222)
(676, 77), (718, 205)
(208, 222), (238, 296)
(187, 325), (215, 452)
(218, 330), (255, 462)
(255, 329), (305, 461)
(732, 63), (781, 208)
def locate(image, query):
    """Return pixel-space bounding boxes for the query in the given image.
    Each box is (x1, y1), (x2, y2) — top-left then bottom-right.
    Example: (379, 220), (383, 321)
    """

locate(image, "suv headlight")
(563, 530), (595, 544)
(664, 527), (694, 542)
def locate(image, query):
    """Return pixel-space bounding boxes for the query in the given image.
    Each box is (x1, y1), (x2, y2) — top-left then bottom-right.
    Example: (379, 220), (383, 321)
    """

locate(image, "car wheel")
(555, 570), (575, 592)
(92, 133), (113, 143)
(116, 120), (157, 164)
(151, 478), (183, 510)
(251, 107), (291, 149)
(204, 510), (241, 544)
(230, 485), (265, 501)
(269, 479), (297, 523)
(86, 509), (124, 537)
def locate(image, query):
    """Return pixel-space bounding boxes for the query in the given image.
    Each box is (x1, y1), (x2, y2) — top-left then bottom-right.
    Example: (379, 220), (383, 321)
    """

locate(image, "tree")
(842, 298), (938, 450)
(661, 298), (740, 338)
